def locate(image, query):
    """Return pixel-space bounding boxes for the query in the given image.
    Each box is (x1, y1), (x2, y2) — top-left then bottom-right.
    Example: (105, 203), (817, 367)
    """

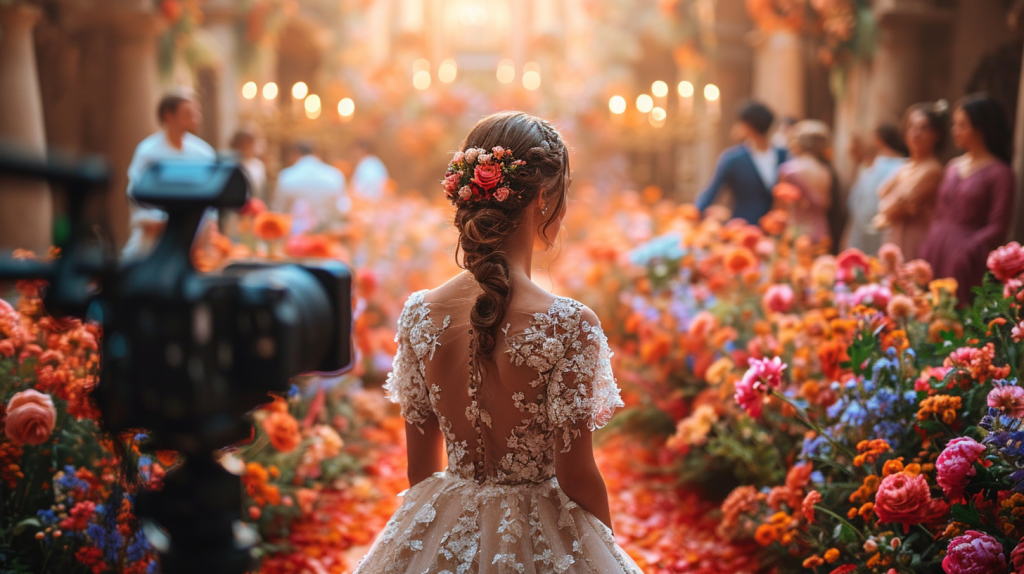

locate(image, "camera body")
(94, 160), (353, 454)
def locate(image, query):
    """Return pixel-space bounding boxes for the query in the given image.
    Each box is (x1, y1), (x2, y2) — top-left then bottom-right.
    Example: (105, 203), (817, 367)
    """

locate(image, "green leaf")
(13, 517), (41, 535)
(950, 503), (983, 528)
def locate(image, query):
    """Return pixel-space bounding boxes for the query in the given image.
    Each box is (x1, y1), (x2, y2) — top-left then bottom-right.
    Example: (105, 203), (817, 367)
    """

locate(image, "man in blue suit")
(695, 102), (787, 224)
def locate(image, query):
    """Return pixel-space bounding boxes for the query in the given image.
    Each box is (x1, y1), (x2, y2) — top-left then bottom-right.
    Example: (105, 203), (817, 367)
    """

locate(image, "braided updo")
(452, 111), (569, 360)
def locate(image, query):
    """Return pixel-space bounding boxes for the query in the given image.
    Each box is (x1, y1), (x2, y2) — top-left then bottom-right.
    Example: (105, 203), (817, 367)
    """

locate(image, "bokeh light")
(262, 82), (278, 100)
(337, 97), (355, 117)
(304, 94), (321, 113)
(523, 71), (541, 91)
(438, 59), (458, 83)
(704, 83), (720, 101)
(496, 59), (515, 84)
(652, 81), (668, 98)
(413, 70), (432, 90)
(413, 58), (430, 73)
(636, 94), (654, 113)
(242, 82), (257, 99)
(678, 81), (694, 98)
(292, 82), (308, 99)
(609, 95), (627, 114)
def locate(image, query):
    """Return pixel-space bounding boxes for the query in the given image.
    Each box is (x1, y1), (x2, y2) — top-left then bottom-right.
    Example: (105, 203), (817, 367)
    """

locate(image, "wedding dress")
(353, 290), (643, 573)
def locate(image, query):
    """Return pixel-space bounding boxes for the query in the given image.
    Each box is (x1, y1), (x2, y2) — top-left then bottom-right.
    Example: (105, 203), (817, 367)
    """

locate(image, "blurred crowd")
(697, 94), (1015, 304)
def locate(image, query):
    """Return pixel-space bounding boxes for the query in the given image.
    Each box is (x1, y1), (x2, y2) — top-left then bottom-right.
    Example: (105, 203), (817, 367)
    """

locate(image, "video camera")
(0, 149), (353, 574)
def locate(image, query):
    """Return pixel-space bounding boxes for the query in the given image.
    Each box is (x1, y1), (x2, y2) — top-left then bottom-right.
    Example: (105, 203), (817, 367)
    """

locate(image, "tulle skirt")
(353, 471), (643, 574)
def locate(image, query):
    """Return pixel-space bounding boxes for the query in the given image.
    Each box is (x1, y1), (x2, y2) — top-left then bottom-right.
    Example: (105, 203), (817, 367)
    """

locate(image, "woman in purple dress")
(920, 94), (1015, 304)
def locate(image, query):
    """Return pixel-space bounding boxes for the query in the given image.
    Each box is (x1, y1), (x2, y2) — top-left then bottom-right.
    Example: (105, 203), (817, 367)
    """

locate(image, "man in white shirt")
(122, 90), (217, 260)
(350, 140), (389, 200)
(274, 141), (348, 235)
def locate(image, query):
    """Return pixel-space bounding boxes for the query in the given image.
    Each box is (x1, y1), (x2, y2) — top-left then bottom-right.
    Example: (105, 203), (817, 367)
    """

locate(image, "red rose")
(443, 172), (461, 194)
(874, 471), (942, 533)
(987, 242), (1024, 282)
(471, 164), (503, 191)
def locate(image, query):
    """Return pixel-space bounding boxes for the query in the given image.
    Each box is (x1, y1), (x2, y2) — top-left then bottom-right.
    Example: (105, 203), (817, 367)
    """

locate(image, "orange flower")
(724, 246), (757, 274)
(759, 209), (788, 235)
(817, 339), (850, 381)
(853, 439), (892, 467)
(262, 411), (301, 453)
(917, 394), (962, 425)
(254, 212), (292, 241)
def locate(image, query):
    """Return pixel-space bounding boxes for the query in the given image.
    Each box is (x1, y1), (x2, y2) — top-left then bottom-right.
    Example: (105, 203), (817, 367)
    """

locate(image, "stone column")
(106, 11), (164, 247)
(204, 1), (240, 150)
(0, 4), (52, 253)
(751, 30), (805, 120)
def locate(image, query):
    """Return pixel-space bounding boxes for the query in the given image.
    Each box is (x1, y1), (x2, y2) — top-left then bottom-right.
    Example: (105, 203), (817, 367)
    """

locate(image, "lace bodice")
(384, 290), (624, 485)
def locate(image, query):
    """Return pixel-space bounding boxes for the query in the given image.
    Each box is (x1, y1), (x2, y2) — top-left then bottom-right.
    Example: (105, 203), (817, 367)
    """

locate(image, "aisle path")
(262, 417), (757, 574)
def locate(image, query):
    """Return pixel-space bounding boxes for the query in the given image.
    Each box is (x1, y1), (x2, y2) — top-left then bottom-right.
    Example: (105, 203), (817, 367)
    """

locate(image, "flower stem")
(814, 505), (866, 541)
(770, 390), (857, 460)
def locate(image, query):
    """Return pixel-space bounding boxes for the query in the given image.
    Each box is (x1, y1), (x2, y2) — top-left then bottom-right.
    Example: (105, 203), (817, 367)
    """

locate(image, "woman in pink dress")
(920, 94), (1015, 304)
(873, 102), (946, 259)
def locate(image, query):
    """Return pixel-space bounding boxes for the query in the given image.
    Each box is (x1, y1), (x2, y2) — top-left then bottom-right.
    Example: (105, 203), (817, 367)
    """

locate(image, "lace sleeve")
(546, 305), (624, 452)
(383, 292), (434, 433)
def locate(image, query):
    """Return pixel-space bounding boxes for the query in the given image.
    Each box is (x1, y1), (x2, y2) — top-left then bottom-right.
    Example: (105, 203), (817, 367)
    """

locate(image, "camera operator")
(122, 88), (217, 261)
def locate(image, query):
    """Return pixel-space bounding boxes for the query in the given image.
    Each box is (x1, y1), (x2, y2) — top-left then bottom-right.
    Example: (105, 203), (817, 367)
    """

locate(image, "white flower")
(478, 153), (492, 164)
(452, 151), (464, 163)
(464, 149), (480, 164)
(458, 186), (472, 199)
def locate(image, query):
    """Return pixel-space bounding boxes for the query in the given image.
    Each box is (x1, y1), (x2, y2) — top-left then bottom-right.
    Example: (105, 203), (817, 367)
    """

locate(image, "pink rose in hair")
(987, 242), (1024, 282)
(452, 151), (464, 163)
(4, 389), (56, 446)
(458, 186), (472, 200)
(936, 437), (987, 501)
(443, 172), (461, 194)
(942, 530), (1007, 574)
(491, 146), (506, 158)
(494, 188), (511, 202)
(471, 163), (503, 191)
(477, 153), (493, 164)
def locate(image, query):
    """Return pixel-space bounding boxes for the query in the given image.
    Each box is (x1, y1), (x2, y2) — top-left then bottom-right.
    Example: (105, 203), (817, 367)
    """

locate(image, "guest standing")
(846, 124), (907, 255)
(777, 120), (833, 245)
(229, 127), (268, 202)
(920, 94), (1015, 304)
(696, 102), (787, 224)
(122, 89), (216, 261)
(274, 140), (348, 235)
(350, 140), (390, 201)
(873, 103), (946, 259)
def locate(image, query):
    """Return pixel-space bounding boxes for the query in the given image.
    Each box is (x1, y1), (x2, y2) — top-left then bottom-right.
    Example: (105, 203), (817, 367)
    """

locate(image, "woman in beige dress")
(777, 120), (834, 245)
(874, 102), (947, 258)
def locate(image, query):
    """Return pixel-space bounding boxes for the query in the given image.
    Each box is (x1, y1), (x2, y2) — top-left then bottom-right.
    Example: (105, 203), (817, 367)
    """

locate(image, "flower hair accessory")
(442, 146), (526, 206)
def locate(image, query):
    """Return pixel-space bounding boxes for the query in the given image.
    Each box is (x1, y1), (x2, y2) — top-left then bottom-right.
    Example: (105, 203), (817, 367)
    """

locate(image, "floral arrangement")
(442, 146), (526, 205)
(0, 252), (163, 574)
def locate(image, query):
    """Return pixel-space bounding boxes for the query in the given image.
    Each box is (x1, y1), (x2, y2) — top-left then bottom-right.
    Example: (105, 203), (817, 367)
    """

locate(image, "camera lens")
(239, 265), (333, 374)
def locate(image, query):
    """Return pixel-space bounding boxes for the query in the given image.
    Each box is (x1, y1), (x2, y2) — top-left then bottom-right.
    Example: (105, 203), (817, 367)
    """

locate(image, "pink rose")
(878, 243), (904, 273)
(4, 389), (56, 446)
(903, 259), (934, 286)
(443, 172), (461, 193)
(458, 186), (472, 200)
(494, 188), (511, 202)
(988, 385), (1024, 418)
(853, 283), (892, 308)
(477, 153), (493, 164)
(762, 284), (794, 314)
(452, 151), (464, 163)
(936, 437), (987, 501)
(987, 242), (1024, 282)
(471, 163), (503, 191)
(874, 471), (940, 533)
(1010, 536), (1024, 571)
(747, 356), (787, 390)
(836, 248), (870, 282)
(733, 370), (763, 418)
(915, 366), (951, 392)
(491, 146), (506, 158)
(464, 148), (480, 164)
(1013, 321), (1024, 343)
(942, 530), (1007, 574)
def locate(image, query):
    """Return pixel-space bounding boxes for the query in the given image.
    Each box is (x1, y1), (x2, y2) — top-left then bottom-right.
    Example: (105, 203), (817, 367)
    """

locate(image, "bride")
(353, 112), (642, 573)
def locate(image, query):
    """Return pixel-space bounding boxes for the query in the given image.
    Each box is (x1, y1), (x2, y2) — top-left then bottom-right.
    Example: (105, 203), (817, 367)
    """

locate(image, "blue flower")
(801, 434), (831, 459)
(55, 466), (89, 492)
(36, 509), (58, 525)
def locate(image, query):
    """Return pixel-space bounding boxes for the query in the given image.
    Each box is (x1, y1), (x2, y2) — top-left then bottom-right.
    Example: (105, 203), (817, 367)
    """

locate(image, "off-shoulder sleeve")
(546, 306), (624, 452)
(383, 292), (433, 432)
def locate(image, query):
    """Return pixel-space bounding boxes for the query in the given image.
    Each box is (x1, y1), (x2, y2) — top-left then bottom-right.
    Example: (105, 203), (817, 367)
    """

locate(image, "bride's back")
(403, 275), (593, 484)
